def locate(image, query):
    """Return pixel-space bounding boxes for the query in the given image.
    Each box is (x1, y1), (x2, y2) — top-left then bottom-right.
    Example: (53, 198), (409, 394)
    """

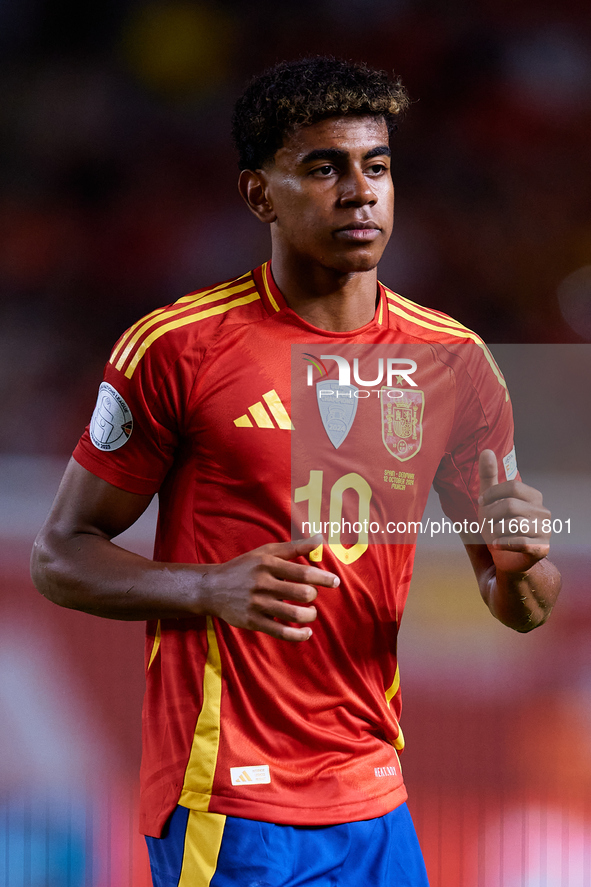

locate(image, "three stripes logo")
(234, 389), (293, 430)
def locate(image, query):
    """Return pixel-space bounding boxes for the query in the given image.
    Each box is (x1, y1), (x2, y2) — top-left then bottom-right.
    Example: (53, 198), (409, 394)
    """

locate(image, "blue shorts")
(146, 803), (430, 886)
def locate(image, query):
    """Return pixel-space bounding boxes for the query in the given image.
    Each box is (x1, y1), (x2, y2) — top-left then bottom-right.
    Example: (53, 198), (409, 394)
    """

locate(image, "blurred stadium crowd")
(1, 0), (590, 454)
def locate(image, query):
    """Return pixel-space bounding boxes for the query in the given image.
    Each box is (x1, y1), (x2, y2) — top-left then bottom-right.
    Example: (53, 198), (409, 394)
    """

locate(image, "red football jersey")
(74, 263), (517, 837)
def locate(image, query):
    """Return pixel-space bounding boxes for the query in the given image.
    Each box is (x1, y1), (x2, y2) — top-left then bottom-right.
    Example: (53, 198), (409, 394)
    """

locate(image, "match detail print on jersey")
(89, 382), (133, 451)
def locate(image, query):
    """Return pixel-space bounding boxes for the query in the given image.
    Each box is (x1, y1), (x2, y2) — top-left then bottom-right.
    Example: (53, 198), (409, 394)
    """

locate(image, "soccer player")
(31, 58), (561, 886)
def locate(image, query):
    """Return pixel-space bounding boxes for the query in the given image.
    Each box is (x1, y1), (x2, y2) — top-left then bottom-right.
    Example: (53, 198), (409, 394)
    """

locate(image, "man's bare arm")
(463, 450), (561, 633)
(31, 459), (339, 641)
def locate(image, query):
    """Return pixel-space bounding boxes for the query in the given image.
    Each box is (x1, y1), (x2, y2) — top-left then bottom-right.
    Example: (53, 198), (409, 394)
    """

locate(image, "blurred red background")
(1, 1), (590, 884)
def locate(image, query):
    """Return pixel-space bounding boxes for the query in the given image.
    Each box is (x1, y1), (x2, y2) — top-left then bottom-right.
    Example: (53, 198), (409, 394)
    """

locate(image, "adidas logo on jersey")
(230, 765), (271, 785)
(234, 389), (293, 429)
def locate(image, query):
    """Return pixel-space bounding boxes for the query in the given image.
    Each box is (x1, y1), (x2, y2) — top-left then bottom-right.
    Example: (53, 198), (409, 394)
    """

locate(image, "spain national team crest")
(381, 388), (424, 461)
(316, 381), (358, 449)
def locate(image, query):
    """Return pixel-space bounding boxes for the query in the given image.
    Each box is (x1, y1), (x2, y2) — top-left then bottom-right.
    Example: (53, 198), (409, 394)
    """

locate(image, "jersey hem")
(175, 784), (408, 827)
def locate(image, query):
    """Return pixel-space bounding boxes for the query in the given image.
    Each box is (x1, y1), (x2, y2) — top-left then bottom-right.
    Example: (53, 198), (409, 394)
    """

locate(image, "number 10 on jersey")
(294, 469), (373, 565)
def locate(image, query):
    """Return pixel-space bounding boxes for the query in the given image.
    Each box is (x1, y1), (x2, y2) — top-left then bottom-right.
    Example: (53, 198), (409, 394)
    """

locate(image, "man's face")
(262, 115), (394, 275)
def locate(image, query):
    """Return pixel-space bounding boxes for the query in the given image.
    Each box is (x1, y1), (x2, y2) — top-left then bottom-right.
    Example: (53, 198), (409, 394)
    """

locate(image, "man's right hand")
(31, 460), (339, 638)
(200, 537), (339, 642)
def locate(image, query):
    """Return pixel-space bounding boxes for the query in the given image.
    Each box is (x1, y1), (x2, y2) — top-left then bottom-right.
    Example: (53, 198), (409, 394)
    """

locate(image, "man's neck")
(271, 254), (379, 332)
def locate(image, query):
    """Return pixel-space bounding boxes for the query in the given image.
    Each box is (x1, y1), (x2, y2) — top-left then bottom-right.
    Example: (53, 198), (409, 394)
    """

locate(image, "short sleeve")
(74, 326), (200, 495)
(432, 342), (519, 524)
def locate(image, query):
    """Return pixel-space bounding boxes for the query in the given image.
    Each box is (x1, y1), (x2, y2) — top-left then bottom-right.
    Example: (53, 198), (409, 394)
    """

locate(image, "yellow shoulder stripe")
(112, 278), (256, 371)
(387, 300), (508, 399)
(109, 306), (168, 365)
(262, 261), (280, 313)
(124, 291), (260, 378)
(384, 287), (483, 338)
(175, 272), (252, 305)
(377, 296), (384, 326)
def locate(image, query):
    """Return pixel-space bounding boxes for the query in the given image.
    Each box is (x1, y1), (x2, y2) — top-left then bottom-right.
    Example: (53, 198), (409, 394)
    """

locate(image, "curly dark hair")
(231, 57), (410, 170)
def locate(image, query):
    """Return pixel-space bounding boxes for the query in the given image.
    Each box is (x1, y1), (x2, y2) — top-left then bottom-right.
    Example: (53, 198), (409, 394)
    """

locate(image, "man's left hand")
(478, 449), (551, 575)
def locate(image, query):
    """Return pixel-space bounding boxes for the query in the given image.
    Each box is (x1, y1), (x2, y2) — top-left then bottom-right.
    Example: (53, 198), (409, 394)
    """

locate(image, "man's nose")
(338, 169), (376, 205)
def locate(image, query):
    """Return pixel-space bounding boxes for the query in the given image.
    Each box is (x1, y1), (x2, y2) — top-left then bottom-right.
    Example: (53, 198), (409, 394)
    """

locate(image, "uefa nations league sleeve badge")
(89, 382), (133, 451)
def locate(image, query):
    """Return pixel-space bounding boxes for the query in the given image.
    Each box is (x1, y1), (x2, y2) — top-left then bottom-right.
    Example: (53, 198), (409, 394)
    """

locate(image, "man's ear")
(238, 169), (277, 223)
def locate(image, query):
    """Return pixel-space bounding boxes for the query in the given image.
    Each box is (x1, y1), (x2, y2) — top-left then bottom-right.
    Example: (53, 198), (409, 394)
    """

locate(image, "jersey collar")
(254, 261), (389, 331)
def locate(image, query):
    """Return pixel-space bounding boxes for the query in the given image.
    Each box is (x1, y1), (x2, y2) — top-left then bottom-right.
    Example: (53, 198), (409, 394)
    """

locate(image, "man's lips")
(334, 222), (381, 241)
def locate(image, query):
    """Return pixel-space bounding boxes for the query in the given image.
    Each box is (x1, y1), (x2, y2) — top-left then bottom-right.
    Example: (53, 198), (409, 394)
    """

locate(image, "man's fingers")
(243, 608), (315, 642)
(490, 537), (550, 555)
(210, 539), (340, 642)
(260, 538), (340, 589)
(268, 535), (325, 560)
(259, 576), (318, 604)
(474, 451), (552, 574)
(258, 597), (317, 624)
(262, 622), (314, 643)
(269, 558), (338, 591)
(478, 449), (498, 499)
(246, 602), (317, 642)
(292, 534), (324, 553)
(266, 535), (320, 554)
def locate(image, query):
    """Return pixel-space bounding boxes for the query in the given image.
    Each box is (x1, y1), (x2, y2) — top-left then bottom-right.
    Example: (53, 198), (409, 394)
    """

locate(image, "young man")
(31, 58), (561, 886)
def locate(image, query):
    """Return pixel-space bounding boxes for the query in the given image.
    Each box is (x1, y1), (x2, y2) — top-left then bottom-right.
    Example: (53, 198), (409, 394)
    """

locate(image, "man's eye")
(368, 163), (387, 175)
(312, 165), (335, 176)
